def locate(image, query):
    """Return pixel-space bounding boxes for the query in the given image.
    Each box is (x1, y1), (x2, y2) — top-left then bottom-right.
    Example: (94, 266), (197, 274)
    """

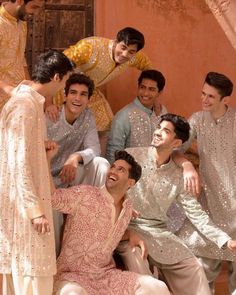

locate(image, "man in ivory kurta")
(118, 114), (236, 295)
(0, 0), (44, 112)
(46, 27), (152, 133)
(176, 72), (236, 294)
(0, 50), (74, 294)
(46, 149), (170, 295)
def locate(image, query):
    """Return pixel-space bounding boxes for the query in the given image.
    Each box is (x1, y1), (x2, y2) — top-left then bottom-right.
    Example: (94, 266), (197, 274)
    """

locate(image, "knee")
(138, 276), (170, 295)
(93, 157), (110, 172)
(93, 157), (110, 170)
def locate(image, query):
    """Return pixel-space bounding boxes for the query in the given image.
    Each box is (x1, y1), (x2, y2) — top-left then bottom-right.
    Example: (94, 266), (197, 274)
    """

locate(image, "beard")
(16, 5), (27, 21)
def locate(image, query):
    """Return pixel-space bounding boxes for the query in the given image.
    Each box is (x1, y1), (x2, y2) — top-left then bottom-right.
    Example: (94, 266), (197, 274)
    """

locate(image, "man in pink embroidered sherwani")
(47, 149), (170, 295)
(0, 50), (74, 294)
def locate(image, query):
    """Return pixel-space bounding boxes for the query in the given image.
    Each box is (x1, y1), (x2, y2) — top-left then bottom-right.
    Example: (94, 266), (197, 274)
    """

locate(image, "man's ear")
(128, 178), (136, 189)
(52, 73), (60, 82)
(172, 138), (182, 149)
(222, 96), (230, 105)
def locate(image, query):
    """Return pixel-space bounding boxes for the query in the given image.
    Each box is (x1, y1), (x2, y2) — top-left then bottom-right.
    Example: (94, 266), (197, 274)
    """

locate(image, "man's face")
(201, 82), (226, 113)
(65, 83), (89, 117)
(151, 120), (180, 150)
(106, 159), (133, 192)
(137, 78), (160, 109)
(113, 41), (138, 64)
(17, 0), (44, 21)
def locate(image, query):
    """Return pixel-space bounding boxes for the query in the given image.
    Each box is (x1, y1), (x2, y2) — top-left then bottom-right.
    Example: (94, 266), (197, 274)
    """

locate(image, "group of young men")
(0, 1), (236, 295)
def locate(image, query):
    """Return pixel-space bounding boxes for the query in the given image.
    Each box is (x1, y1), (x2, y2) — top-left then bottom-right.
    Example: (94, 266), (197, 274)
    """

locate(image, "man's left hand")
(128, 230), (148, 260)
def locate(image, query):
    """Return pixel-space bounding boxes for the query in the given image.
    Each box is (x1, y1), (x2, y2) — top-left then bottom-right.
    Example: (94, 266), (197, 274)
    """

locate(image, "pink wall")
(95, 0), (236, 118)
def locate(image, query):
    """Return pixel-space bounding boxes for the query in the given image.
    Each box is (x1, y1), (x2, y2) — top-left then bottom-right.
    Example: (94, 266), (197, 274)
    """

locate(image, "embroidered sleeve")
(129, 51), (152, 70)
(63, 39), (93, 68)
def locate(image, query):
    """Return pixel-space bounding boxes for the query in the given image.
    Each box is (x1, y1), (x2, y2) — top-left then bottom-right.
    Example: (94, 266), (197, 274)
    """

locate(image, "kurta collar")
(206, 106), (232, 125)
(100, 185), (129, 207)
(148, 146), (175, 171)
(61, 105), (88, 128)
(0, 3), (20, 24)
(134, 97), (153, 116)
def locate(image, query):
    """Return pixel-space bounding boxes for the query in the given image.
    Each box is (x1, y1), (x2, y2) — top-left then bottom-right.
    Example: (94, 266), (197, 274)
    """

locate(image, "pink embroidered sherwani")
(0, 84), (56, 276)
(0, 4), (27, 111)
(52, 185), (141, 294)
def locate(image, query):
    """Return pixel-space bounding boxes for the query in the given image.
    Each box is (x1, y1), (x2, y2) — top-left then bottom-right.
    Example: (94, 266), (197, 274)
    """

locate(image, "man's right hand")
(45, 104), (60, 122)
(31, 215), (50, 234)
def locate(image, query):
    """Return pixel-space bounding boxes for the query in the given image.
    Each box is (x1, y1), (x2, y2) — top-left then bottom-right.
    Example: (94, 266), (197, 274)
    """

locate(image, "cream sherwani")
(0, 84), (56, 278)
(0, 4), (27, 111)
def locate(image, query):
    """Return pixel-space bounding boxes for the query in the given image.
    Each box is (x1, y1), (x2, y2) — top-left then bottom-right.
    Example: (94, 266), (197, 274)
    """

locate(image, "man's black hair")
(114, 150), (142, 183)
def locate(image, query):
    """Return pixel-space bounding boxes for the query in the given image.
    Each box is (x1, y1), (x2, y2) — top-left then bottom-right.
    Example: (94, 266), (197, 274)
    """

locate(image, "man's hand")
(59, 154), (81, 184)
(128, 230), (148, 260)
(45, 104), (60, 123)
(0, 80), (14, 96)
(227, 240), (236, 252)
(31, 215), (50, 234)
(132, 209), (140, 219)
(182, 161), (200, 196)
(45, 140), (59, 161)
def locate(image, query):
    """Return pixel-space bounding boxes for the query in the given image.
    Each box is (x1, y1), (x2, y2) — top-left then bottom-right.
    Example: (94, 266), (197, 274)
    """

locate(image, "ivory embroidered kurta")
(0, 84), (56, 276)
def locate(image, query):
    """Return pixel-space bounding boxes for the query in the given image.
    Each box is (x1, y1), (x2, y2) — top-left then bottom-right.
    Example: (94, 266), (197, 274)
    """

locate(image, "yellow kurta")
(60, 37), (152, 131)
(0, 84), (56, 276)
(0, 4), (27, 112)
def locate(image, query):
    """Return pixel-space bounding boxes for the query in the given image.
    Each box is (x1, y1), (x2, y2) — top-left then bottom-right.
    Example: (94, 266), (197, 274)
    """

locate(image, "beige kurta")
(0, 84), (56, 276)
(178, 108), (236, 261)
(0, 4), (27, 111)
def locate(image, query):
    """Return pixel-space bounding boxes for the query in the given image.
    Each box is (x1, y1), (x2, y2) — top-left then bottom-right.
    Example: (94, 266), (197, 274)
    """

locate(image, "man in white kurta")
(177, 72), (236, 294)
(0, 49), (74, 294)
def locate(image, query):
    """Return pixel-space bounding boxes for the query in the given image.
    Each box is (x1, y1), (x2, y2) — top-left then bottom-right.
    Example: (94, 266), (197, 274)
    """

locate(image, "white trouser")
(3, 274), (53, 295)
(53, 156), (110, 256)
(117, 241), (211, 295)
(199, 257), (236, 295)
(55, 275), (170, 295)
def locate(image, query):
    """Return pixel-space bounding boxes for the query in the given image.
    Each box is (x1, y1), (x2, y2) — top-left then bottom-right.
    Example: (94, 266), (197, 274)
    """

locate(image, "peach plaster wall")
(95, 0), (236, 118)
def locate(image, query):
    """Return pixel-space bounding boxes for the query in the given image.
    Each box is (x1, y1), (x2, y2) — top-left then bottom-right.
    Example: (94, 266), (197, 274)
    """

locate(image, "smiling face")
(106, 159), (134, 193)
(151, 120), (181, 151)
(64, 83), (89, 124)
(201, 82), (228, 115)
(137, 78), (160, 109)
(113, 41), (138, 64)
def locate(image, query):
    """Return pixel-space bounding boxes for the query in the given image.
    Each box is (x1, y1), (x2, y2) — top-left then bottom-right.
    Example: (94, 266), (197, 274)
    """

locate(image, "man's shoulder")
(114, 100), (137, 118)
(70, 184), (101, 195)
(125, 146), (149, 159)
(80, 36), (110, 47)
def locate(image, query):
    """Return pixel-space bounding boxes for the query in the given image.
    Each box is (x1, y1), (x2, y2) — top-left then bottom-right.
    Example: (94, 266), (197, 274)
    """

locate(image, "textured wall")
(95, 0), (236, 117)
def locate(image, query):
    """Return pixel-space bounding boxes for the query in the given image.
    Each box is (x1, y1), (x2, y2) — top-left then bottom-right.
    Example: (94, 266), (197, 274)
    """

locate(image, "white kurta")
(0, 84), (56, 276)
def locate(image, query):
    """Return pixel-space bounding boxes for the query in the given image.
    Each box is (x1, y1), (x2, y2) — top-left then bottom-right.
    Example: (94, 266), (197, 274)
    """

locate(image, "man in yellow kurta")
(47, 27), (152, 132)
(0, 50), (74, 294)
(0, 0), (44, 112)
